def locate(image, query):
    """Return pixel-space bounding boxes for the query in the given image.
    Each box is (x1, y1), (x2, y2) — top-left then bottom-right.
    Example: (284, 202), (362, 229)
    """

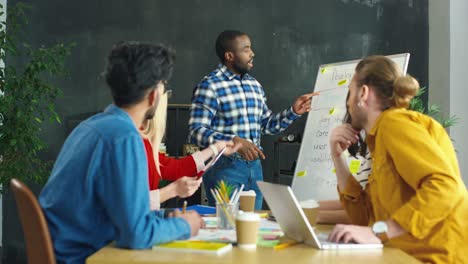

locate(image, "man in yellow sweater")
(328, 55), (468, 263)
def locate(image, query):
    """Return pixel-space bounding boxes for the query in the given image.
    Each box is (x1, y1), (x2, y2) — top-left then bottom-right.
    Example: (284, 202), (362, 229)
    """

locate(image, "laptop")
(257, 181), (383, 250)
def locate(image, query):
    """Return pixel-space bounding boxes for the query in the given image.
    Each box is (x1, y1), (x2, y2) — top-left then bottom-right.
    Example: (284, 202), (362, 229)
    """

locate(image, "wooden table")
(86, 225), (420, 264)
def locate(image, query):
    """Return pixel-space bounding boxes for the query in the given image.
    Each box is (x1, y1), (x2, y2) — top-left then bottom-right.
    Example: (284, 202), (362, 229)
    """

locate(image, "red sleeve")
(159, 153), (198, 181)
(143, 138), (160, 190)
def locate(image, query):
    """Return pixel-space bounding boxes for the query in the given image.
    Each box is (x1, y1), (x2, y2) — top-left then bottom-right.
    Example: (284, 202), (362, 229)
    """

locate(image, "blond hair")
(141, 91), (168, 176)
(355, 55), (419, 110)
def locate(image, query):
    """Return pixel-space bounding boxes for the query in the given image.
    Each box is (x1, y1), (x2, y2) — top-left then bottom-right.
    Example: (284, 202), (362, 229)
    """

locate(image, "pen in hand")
(182, 200), (187, 214)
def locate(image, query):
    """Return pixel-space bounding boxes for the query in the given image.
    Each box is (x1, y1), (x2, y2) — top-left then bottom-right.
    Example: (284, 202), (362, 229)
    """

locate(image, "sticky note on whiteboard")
(320, 67), (327, 74)
(296, 171), (307, 177)
(349, 160), (362, 174)
(332, 168), (336, 174)
(329, 107), (335, 115)
(338, 79), (347, 86)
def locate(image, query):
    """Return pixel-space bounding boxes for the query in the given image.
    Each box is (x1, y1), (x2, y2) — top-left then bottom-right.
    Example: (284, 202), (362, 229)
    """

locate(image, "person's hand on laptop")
(328, 224), (381, 244)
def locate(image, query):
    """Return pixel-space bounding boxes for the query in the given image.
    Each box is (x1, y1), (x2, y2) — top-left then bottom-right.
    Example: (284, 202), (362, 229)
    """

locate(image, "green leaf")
(0, 2), (73, 193)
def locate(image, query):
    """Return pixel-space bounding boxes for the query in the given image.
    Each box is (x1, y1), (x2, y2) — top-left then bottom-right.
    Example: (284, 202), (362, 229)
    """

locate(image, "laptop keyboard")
(317, 233), (353, 245)
(316, 232), (383, 249)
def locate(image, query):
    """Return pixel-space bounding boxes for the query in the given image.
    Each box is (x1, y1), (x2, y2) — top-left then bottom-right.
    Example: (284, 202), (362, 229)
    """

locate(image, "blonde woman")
(141, 89), (240, 210)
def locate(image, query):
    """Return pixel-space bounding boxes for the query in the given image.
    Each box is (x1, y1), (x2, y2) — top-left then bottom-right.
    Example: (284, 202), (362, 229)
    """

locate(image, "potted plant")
(0, 2), (74, 191)
(410, 87), (459, 130)
(0, 3), (73, 262)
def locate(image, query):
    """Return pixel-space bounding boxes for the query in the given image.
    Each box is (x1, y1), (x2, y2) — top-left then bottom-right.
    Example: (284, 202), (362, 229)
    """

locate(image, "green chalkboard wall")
(3, 0), (428, 263)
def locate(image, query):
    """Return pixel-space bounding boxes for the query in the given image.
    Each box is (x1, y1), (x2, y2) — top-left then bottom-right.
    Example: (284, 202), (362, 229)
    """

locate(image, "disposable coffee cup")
(239, 190), (256, 212)
(299, 199), (319, 226)
(235, 212), (260, 249)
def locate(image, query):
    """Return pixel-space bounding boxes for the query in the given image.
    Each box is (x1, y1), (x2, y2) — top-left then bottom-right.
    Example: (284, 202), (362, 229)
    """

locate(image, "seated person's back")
(39, 41), (204, 264)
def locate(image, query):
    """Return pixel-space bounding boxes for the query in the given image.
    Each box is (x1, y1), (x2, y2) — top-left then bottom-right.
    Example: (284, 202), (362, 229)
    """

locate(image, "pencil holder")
(216, 202), (238, 230)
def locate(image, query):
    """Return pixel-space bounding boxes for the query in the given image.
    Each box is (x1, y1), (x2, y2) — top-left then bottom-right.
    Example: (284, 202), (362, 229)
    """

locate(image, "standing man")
(39, 41), (204, 264)
(188, 30), (318, 209)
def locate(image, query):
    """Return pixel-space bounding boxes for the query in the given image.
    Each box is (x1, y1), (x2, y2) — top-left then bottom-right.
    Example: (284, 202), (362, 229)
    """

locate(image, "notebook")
(153, 240), (232, 255)
(257, 181), (383, 250)
(178, 205), (216, 216)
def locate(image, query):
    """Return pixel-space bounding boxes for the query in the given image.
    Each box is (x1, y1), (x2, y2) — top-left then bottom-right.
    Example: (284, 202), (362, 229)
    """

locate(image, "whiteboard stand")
(272, 141), (301, 186)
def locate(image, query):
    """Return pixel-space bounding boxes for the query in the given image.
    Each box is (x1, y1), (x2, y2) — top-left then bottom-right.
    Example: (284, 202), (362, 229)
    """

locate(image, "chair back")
(10, 178), (56, 264)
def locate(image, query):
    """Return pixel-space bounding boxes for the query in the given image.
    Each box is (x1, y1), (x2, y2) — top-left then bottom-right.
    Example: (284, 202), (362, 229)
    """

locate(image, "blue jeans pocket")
(212, 155), (235, 171)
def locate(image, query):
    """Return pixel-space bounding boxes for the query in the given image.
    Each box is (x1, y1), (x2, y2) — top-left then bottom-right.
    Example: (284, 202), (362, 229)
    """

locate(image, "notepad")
(153, 240), (232, 255)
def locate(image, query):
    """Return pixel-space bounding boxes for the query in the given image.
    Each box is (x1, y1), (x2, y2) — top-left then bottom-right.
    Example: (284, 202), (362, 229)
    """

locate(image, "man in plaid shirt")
(188, 30), (318, 209)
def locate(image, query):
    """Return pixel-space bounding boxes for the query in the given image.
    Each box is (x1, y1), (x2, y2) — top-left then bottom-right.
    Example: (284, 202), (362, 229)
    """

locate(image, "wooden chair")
(10, 178), (56, 264)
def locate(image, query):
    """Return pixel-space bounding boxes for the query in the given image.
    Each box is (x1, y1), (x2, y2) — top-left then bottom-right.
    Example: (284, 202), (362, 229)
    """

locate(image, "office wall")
(428, 0), (449, 117)
(449, 0), (468, 185)
(429, 0), (468, 185)
(8, 0), (429, 181)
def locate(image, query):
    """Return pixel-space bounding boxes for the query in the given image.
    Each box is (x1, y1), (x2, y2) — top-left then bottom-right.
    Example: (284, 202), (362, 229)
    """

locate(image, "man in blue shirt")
(39, 41), (205, 264)
(188, 30), (319, 209)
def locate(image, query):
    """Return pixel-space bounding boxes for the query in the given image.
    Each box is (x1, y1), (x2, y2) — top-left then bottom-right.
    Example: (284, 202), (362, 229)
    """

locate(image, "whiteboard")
(291, 53), (410, 201)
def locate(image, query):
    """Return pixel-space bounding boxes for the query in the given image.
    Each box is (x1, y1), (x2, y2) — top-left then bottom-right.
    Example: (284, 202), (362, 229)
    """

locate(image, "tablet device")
(197, 146), (226, 178)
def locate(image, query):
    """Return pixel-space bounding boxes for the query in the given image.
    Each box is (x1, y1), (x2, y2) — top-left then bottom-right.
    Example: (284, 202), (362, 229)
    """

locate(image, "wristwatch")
(372, 221), (389, 243)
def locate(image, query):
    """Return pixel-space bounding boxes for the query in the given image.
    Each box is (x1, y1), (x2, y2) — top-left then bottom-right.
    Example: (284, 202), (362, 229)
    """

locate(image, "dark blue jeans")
(203, 153), (263, 210)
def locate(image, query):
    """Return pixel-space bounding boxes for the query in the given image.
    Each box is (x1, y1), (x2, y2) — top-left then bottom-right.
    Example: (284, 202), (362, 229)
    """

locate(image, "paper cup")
(235, 212), (260, 249)
(299, 199), (319, 226)
(239, 190), (256, 212)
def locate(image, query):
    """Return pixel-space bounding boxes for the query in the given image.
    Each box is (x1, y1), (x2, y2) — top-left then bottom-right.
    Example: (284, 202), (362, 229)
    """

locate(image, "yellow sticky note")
(296, 171), (307, 177)
(321, 67), (327, 74)
(349, 160), (362, 174)
(258, 212), (269, 218)
(332, 168), (336, 174)
(338, 79), (347, 86)
(329, 107), (335, 115)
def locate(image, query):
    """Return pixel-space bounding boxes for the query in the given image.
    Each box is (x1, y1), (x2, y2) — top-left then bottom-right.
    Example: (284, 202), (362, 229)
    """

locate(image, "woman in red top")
(141, 90), (239, 210)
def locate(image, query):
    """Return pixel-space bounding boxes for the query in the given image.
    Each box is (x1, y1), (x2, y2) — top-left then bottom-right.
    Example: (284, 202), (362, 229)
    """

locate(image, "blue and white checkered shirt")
(188, 64), (300, 148)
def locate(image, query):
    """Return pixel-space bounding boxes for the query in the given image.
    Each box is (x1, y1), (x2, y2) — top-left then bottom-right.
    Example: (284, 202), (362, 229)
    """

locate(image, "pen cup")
(216, 202), (238, 230)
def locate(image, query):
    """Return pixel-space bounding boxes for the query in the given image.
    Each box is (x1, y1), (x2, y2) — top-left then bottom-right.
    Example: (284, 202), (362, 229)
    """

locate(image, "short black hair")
(215, 30), (247, 62)
(105, 41), (175, 107)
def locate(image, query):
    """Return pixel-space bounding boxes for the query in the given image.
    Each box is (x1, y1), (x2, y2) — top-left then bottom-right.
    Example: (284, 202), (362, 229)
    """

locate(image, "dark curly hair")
(105, 41), (175, 107)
